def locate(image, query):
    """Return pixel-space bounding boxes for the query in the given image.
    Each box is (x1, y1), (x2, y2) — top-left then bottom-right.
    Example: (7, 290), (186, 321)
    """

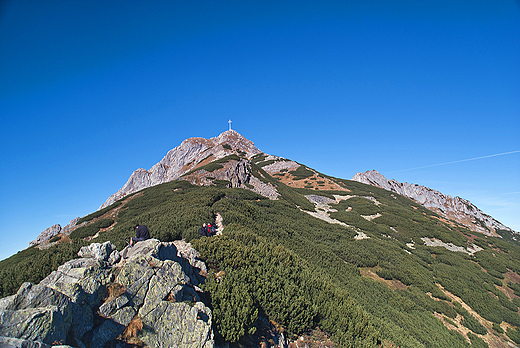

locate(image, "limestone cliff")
(352, 170), (515, 236)
(100, 130), (262, 208)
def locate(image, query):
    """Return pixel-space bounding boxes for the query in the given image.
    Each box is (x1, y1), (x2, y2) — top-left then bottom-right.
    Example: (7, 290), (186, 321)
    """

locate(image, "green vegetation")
(467, 332), (489, 348)
(507, 326), (520, 344)
(70, 219), (114, 240)
(49, 235), (61, 243)
(251, 153), (267, 163)
(509, 282), (520, 297)
(0, 241), (86, 297)
(222, 144), (232, 150)
(76, 201), (122, 225)
(493, 323), (504, 334)
(2, 157), (520, 347)
(193, 228), (380, 346)
(289, 165), (314, 180)
(445, 318), (457, 327)
(256, 159), (276, 167)
(460, 314), (487, 335)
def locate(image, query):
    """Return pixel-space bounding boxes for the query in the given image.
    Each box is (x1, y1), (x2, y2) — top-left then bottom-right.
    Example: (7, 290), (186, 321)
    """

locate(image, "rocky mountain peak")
(215, 129), (256, 151)
(352, 170), (391, 190)
(29, 217), (81, 247)
(352, 170), (515, 236)
(100, 130), (262, 208)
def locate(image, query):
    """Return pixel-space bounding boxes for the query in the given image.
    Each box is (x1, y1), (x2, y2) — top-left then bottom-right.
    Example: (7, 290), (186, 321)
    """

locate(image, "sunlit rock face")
(100, 130), (262, 208)
(352, 170), (515, 236)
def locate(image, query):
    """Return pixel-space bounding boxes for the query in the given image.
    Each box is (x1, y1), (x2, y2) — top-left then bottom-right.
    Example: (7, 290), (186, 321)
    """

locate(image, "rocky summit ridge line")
(31, 130), (516, 247)
(352, 170), (515, 237)
(100, 130), (262, 209)
(102, 130), (516, 237)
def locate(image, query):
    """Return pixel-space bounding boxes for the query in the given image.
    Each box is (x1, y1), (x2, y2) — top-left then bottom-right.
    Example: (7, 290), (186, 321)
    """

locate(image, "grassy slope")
(1, 165), (519, 347)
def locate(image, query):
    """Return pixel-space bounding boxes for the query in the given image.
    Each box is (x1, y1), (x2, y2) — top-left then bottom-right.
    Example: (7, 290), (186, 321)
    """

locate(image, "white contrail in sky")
(391, 150), (520, 173)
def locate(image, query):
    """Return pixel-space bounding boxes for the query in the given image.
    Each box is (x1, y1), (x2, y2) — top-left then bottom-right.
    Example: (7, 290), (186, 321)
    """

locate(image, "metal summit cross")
(228, 119), (232, 130)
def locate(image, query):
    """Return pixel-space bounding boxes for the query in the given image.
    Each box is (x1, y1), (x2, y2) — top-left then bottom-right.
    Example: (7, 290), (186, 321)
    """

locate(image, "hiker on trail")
(198, 223), (208, 237)
(207, 223), (216, 236)
(130, 224), (150, 246)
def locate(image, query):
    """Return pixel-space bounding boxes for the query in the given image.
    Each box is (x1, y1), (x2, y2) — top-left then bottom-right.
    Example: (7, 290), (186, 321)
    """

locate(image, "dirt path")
(436, 283), (514, 348)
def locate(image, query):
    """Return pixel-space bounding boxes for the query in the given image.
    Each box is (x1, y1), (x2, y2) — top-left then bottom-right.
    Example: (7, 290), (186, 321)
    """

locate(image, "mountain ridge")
(352, 170), (517, 237)
(4, 130), (520, 348)
(30, 131), (517, 248)
(99, 130), (516, 240)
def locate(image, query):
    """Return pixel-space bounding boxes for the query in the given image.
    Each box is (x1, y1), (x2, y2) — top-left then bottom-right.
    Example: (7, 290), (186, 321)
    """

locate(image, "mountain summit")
(101, 130), (262, 208)
(101, 130), (354, 210)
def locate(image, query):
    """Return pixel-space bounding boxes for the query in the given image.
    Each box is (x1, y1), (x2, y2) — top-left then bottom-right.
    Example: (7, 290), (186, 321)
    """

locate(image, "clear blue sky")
(1, 1), (519, 260)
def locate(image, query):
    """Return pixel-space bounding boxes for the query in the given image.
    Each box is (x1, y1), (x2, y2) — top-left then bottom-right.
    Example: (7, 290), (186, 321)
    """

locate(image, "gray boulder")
(0, 240), (213, 348)
(140, 301), (213, 348)
(39, 257), (112, 306)
(0, 282), (74, 344)
(121, 239), (208, 286)
(77, 241), (116, 261)
(108, 250), (121, 265)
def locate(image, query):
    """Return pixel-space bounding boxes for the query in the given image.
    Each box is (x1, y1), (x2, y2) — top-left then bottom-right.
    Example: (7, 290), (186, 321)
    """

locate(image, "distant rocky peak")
(352, 170), (515, 236)
(29, 217), (81, 247)
(352, 170), (393, 191)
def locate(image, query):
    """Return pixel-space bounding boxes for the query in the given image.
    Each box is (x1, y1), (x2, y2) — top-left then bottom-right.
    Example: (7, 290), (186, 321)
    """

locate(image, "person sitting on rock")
(198, 223), (207, 237)
(198, 223), (211, 237)
(130, 224), (150, 246)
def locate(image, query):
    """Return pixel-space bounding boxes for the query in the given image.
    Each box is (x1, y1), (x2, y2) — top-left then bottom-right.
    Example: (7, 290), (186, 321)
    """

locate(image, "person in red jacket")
(207, 223), (216, 236)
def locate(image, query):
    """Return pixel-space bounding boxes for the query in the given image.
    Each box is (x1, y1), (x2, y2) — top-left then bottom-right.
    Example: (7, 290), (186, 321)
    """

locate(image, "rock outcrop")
(30, 217), (81, 247)
(352, 170), (515, 236)
(0, 239), (213, 348)
(61, 217), (81, 236)
(29, 224), (61, 247)
(100, 130), (262, 208)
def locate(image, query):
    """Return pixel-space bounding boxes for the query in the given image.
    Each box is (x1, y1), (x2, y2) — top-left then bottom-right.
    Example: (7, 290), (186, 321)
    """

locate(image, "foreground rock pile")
(0, 239), (214, 348)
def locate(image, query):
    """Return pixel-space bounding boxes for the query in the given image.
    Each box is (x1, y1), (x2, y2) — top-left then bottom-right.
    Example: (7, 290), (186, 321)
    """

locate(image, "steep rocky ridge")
(37, 131), (515, 251)
(100, 130), (346, 211)
(100, 130), (262, 208)
(352, 170), (516, 237)
(29, 224), (61, 247)
(99, 131), (516, 239)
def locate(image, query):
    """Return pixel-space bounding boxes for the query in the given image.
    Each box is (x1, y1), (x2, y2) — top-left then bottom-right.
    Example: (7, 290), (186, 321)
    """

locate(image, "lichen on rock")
(0, 239), (213, 348)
